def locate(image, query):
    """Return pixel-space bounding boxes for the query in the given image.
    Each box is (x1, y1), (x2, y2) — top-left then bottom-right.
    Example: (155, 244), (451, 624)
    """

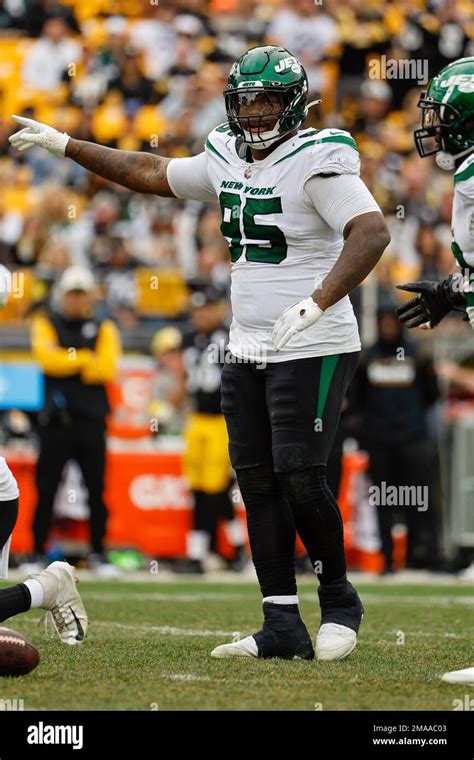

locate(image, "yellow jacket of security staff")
(31, 312), (121, 419)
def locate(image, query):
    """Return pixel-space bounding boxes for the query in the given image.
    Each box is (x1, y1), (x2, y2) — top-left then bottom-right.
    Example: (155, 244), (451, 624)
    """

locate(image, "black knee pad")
(277, 466), (344, 548)
(235, 464), (276, 512)
(276, 466), (327, 505)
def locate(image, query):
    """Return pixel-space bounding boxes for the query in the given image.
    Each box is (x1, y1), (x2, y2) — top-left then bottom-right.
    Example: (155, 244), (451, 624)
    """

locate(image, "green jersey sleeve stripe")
(298, 130), (319, 139)
(205, 139), (230, 164)
(273, 135), (357, 165)
(454, 162), (474, 184)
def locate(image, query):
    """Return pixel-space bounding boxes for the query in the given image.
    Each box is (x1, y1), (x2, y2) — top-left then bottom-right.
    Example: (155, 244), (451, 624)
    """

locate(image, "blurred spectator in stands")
(17, 0), (80, 37)
(395, 0), (473, 81)
(196, 242), (231, 292)
(21, 17), (82, 91)
(14, 184), (73, 266)
(0, 0), (14, 31)
(190, 65), (228, 144)
(350, 303), (441, 574)
(334, 0), (391, 109)
(35, 238), (72, 293)
(170, 13), (205, 75)
(437, 359), (474, 399)
(62, 190), (123, 269)
(71, 16), (129, 108)
(267, 0), (339, 93)
(415, 223), (444, 280)
(130, 0), (177, 80)
(149, 327), (189, 436)
(27, 266), (121, 577)
(349, 80), (393, 143)
(107, 47), (155, 116)
(179, 283), (246, 572)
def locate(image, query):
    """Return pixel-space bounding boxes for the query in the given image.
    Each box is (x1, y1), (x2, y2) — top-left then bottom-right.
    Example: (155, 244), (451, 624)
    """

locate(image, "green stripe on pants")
(317, 354), (340, 420)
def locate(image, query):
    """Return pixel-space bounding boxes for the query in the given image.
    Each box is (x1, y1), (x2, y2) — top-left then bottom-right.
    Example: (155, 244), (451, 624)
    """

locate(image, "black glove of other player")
(396, 273), (466, 329)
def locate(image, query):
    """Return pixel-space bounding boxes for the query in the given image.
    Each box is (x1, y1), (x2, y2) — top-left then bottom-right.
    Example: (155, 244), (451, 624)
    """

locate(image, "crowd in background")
(0, 0), (472, 335)
(0, 0), (474, 571)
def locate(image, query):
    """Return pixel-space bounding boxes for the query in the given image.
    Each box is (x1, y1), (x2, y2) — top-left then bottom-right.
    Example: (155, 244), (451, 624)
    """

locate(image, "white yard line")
(76, 591), (474, 606)
(17, 617), (471, 641)
(93, 621), (238, 637)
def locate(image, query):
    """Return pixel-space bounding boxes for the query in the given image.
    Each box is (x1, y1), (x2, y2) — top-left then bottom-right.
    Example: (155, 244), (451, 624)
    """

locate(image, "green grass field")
(0, 578), (472, 711)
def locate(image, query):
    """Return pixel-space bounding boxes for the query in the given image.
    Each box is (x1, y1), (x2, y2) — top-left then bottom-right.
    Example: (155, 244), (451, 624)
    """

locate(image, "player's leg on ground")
(212, 360), (314, 659)
(0, 456), (32, 622)
(270, 352), (364, 660)
(0, 457), (87, 641)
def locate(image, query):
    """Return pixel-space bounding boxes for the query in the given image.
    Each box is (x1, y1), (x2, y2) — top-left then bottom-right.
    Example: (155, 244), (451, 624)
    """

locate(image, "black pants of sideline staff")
(368, 438), (440, 571)
(33, 416), (108, 555)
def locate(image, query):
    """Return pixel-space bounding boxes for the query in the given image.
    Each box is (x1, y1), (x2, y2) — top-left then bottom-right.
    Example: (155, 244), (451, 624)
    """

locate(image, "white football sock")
(23, 579), (44, 609)
(262, 595), (299, 605)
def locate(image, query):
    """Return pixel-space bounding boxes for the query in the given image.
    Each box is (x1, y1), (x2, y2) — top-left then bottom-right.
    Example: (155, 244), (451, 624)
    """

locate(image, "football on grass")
(0, 627), (39, 676)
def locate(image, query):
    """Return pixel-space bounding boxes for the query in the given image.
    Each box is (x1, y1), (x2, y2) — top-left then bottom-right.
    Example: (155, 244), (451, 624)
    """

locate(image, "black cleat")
(318, 578), (364, 632)
(316, 578), (364, 661)
(211, 602), (315, 660)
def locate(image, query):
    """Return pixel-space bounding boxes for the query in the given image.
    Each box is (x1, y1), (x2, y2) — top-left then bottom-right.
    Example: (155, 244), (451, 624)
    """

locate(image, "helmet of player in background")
(414, 56), (474, 171)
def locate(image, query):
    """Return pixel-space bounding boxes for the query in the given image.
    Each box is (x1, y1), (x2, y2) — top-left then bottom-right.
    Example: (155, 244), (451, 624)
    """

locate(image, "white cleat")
(211, 635), (259, 658)
(316, 623), (357, 661)
(442, 667), (474, 685)
(30, 561), (88, 645)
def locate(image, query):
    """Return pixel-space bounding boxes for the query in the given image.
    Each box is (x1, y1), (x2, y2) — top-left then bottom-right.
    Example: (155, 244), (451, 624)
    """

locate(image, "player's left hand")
(272, 297), (324, 351)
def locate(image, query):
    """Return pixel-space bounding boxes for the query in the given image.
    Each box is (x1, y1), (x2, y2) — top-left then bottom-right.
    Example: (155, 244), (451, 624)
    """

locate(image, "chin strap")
(436, 145), (473, 171)
(304, 99), (322, 117)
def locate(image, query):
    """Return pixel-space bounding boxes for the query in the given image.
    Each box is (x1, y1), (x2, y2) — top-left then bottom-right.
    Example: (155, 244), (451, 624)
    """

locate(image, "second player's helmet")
(224, 46), (310, 150)
(414, 56), (474, 171)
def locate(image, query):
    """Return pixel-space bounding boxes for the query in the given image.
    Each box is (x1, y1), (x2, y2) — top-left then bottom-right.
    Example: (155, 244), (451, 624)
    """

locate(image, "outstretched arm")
(9, 116), (175, 197)
(66, 139), (173, 196)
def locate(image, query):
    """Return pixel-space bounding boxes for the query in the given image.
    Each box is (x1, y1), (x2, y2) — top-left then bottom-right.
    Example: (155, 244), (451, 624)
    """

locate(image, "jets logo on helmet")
(414, 57), (474, 171)
(274, 57), (302, 75)
(439, 74), (474, 94)
(224, 45), (315, 150)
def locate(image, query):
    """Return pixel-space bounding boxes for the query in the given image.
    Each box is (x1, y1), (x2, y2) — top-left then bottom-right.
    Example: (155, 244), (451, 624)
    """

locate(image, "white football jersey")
(452, 153), (474, 270)
(168, 125), (382, 362)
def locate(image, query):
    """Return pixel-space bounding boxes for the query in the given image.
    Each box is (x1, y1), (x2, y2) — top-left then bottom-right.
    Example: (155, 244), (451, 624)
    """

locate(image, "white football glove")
(272, 296), (324, 351)
(9, 115), (69, 156)
(466, 306), (474, 330)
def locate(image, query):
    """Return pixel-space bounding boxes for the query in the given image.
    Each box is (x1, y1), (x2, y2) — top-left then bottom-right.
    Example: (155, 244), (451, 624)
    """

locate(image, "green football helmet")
(414, 56), (474, 171)
(224, 45), (315, 150)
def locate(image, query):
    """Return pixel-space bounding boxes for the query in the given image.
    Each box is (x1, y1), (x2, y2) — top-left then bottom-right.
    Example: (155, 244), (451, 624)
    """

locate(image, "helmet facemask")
(414, 91), (473, 169)
(224, 83), (307, 150)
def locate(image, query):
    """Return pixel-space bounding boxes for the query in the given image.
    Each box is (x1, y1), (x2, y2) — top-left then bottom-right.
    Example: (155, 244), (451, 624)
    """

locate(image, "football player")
(9, 46), (390, 660)
(0, 422), (87, 644)
(396, 57), (473, 685)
